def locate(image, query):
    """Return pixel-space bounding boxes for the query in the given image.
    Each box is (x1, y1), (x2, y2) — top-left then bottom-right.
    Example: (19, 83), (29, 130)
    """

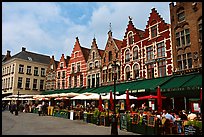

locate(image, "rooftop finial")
(128, 16), (132, 21)
(109, 22), (112, 32)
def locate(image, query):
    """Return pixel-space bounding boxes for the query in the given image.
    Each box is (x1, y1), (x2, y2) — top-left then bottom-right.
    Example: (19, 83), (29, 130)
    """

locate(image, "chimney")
(22, 47), (26, 51)
(7, 50), (11, 57)
(52, 55), (54, 59)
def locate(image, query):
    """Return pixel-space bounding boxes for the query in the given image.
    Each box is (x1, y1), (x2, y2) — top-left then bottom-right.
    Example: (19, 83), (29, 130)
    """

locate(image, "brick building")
(67, 37), (90, 88)
(86, 38), (104, 88)
(121, 8), (173, 81)
(45, 55), (59, 90)
(101, 30), (123, 86)
(169, 2), (202, 74)
(56, 54), (70, 89)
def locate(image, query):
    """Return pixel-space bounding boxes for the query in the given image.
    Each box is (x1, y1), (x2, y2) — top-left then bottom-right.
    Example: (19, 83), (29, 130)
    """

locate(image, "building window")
(34, 67), (38, 76)
(91, 74), (95, 88)
(41, 68), (45, 77)
(62, 80), (65, 89)
(12, 64), (14, 73)
(74, 76), (77, 87)
(60, 63), (63, 68)
(10, 77), (13, 89)
(151, 25), (157, 38)
(93, 52), (95, 59)
(89, 63), (93, 70)
(33, 79), (37, 89)
(128, 32), (134, 45)
(108, 51), (112, 62)
(103, 70), (107, 83)
(95, 61), (99, 68)
(27, 66), (32, 75)
(177, 8), (185, 22)
(57, 80), (60, 89)
(125, 66), (130, 80)
(69, 76), (71, 88)
(157, 42), (165, 57)
(133, 64), (139, 79)
(25, 78), (30, 89)
(19, 64), (24, 74)
(176, 29), (191, 48)
(158, 60), (166, 77)
(147, 63), (154, 79)
(125, 50), (130, 62)
(87, 75), (90, 88)
(80, 75), (83, 87)
(77, 63), (80, 72)
(57, 72), (60, 79)
(133, 47), (138, 60)
(8, 78), (10, 89)
(147, 46), (154, 61)
(62, 71), (65, 78)
(178, 53), (192, 70)
(17, 77), (23, 89)
(108, 68), (112, 82)
(40, 80), (44, 90)
(198, 18), (202, 42)
(96, 73), (99, 87)
(72, 64), (75, 73)
(50, 64), (53, 70)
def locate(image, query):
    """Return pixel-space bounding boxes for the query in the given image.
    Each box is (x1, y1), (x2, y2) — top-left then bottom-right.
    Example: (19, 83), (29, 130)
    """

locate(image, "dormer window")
(89, 63), (93, 70)
(60, 63), (63, 68)
(28, 57), (32, 61)
(128, 32), (134, 45)
(50, 64), (53, 70)
(151, 25), (157, 38)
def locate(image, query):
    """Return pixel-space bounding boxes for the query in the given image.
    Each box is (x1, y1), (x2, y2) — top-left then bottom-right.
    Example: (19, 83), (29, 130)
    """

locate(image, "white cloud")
(2, 2), (170, 61)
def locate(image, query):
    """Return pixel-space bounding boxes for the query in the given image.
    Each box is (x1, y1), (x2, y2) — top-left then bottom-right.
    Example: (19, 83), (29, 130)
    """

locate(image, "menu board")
(184, 125), (198, 135)
(148, 115), (155, 127)
(132, 114), (140, 124)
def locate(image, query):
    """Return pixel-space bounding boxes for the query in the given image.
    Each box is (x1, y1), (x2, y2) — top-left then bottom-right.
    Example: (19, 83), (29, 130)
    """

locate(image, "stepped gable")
(144, 7), (170, 38)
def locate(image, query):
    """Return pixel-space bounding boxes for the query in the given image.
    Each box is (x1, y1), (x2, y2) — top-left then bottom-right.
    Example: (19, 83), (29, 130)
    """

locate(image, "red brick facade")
(121, 8), (173, 81)
(56, 54), (70, 89)
(67, 37), (90, 88)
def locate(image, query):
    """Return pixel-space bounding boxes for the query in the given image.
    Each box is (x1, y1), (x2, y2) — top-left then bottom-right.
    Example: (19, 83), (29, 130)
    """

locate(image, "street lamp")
(111, 60), (118, 135)
(15, 90), (20, 115)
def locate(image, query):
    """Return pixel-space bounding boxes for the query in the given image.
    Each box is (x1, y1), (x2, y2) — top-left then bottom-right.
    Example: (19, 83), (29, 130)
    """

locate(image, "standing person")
(36, 104), (42, 116)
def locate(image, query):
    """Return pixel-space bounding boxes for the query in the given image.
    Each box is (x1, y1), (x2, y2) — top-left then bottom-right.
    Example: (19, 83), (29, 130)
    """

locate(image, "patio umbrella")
(157, 86), (162, 113)
(137, 94), (166, 100)
(98, 95), (103, 111)
(126, 90), (130, 111)
(110, 90), (114, 111)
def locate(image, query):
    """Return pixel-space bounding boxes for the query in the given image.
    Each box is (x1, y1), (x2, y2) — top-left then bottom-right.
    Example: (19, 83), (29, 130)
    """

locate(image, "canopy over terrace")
(83, 76), (171, 95)
(160, 72), (202, 98)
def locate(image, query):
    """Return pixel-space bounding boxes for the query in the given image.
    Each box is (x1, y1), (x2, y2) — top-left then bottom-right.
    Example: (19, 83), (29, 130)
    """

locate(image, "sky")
(2, 2), (171, 61)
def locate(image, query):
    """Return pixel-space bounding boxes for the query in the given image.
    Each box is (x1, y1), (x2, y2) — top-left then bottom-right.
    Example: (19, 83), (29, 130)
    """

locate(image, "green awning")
(160, 73), (202, 92)
(78, 87), (97, 93)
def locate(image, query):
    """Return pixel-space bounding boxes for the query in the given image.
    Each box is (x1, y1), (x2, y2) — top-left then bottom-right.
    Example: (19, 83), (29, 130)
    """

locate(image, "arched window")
(128, 32), (134, 45)
(133, 47), (138, 60)
(108, 51), (112, 61)
(133, 64), (139, 79)
(125, 50), (130, 62)
(125, 66), (130, 80)
(89, 63), (93, 70)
